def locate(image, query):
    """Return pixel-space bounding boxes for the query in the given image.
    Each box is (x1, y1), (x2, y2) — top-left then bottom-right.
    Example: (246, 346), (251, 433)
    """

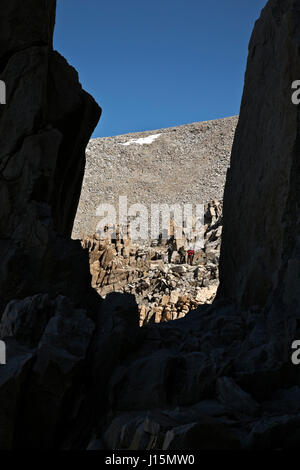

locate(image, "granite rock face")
(0, 0), (102, 449)
(219, 0), (300, 314)
(0, 0), (101, 313)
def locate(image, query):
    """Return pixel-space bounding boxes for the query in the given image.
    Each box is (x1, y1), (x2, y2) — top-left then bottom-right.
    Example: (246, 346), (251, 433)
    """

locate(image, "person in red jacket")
(187, 249), (195, 265)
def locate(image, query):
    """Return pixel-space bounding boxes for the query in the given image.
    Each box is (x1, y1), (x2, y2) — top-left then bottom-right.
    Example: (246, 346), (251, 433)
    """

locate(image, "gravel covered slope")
(73, 116), (238, 239)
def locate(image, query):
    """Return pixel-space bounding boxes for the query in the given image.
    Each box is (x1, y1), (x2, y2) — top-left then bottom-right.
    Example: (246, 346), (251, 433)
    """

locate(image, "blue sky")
(54, 0), (266, 138)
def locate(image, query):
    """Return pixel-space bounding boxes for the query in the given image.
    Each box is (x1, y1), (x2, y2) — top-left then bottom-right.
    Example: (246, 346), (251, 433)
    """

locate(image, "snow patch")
(121, 133), (162, 146)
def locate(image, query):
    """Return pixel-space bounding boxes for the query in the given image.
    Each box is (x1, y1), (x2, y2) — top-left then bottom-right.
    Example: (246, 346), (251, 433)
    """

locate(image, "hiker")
(167, 236), (175, 264)
(167, 245), (173, 263)
(187, 248), (195, 265)
(178, 246), (186, 264)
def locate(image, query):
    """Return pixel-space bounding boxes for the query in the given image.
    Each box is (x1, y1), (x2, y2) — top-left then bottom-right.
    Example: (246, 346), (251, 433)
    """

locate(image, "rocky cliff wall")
(0, 0), (103, 449)
(0, 0), (101, 313)
(219, 0), (300, 315)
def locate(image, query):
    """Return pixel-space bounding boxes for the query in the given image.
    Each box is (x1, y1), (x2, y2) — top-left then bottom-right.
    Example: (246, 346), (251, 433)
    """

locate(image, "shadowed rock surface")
(0, 0), (101, 313)
(1, 0), (300, 451)
(0, 0), (102, 449)
(219, 0), (300, 314)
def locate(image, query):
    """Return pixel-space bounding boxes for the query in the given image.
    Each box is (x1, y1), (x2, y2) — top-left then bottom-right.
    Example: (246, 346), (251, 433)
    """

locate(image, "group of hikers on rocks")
(95, 223), (198, 267)
(167, 239), (195, 265)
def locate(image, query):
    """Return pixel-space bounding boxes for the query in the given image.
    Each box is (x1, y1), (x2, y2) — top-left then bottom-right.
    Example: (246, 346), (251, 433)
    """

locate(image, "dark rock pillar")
(0, 0), (101, 312)
(219, 0), (300, 315)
